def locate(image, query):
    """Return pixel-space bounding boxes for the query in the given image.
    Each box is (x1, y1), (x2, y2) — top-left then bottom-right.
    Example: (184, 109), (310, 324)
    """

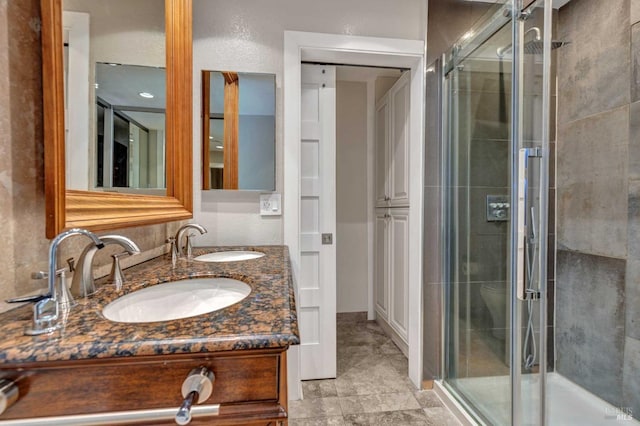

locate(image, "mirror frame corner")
(42, 0), (193, 239)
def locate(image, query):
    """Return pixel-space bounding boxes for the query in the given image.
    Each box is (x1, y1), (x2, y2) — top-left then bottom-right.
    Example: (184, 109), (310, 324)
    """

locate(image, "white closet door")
(390, 72), (410, 206)
(389, 208), (409, 341)
(299, 64), (336, 380)
(374, 210), (390, 318)
(375, 97), (390, 207)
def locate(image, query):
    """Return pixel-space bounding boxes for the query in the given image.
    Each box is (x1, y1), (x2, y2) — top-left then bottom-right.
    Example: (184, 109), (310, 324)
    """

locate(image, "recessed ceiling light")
(129, 138), (134, 142)
(139, 92), (154, 99)
(216, 145), (223, 149)
(209, 136), (213, 139)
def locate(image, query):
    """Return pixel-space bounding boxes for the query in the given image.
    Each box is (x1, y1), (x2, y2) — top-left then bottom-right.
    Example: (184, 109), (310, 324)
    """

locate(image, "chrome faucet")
(70, 235), (141, 297)
(175, 224), (207, 258)
(14, 228), (104, 335)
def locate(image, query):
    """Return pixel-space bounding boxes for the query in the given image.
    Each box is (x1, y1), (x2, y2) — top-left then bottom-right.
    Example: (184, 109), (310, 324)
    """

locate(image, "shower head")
(521, 40), (570, 55)
(496, 26), (569, 57)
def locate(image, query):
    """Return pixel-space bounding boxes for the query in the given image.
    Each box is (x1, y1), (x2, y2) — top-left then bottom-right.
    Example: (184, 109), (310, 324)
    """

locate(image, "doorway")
(283, 31), (425, 399)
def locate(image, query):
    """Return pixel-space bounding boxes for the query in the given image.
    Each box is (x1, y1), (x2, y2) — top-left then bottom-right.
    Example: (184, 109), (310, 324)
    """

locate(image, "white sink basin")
(102, 278), (251, 323)
(193, 251), (265, 263)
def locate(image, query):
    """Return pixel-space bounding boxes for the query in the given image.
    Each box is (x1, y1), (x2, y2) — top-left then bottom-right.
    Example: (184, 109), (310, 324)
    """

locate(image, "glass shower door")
(442, 1), (552, 425)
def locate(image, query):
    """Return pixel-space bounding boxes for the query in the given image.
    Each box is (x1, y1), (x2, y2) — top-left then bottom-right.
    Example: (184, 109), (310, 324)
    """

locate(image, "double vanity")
(0, 245), (299, 425)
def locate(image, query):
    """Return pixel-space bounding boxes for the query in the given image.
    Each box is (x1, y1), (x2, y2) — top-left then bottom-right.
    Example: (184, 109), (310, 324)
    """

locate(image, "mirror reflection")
(63, 0), (166, 194)
(95, 63), (166, 190)
(202, 71), (276, 191)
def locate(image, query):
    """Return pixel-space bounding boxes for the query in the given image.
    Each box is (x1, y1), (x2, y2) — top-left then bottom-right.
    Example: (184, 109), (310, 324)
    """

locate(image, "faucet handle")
(24, 297), (60, 336)
(109, 252), (130, 291)
(166, 237), (178, 268)
(31, 267), (68, 280)
(185, 233), (196, 259)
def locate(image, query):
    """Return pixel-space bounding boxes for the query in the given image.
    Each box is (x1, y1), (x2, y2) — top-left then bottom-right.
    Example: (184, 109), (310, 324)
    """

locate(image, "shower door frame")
(440, 0), (553, 425)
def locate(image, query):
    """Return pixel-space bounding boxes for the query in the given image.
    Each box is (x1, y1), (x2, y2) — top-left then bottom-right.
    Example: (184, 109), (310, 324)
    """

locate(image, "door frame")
(283, 31), (425, 394)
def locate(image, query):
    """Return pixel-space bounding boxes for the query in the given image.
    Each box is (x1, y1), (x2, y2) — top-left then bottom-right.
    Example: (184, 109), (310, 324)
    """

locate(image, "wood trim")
(222, 71), (239, 189)
(41, 0), (66, 237)
(42, 0), (193, 238)
(201, 71), (211, 190)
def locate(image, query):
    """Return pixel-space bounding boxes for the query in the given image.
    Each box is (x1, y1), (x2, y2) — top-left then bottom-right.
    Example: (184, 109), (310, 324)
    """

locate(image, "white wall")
(336, 80), (369, 313)
(192, 0), (427, 246)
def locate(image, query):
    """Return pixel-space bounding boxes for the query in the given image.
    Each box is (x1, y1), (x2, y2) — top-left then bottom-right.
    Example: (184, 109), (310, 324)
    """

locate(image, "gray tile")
(303, 380), (339, 399)
(290, 417), (346, 426)
(337, 312), (368, 323)
(425, 59), (442, 188)
(557, 0), (630, 123)
(626, 259), (640, 340)
(423, 406), (462, 426)
(633, 24), (640, 103)
(335, 355), (409, 397)
(468, 233), (508, 282)
(414, 390), (444, 408)
(289, 397), (343, 419)
(557, 107), (629, 258)
(630, 102), (640, 181)
(469, 139), (509, 188)
(629, 180), (640, 259)
(339, 392), (420, 415)
(623, 337), (640, 419)
(556, 250), (626, 405)
(423, 283), (441, 379)
(423, 186), (442, 285)
(343, 409), (429, 426)
(386, 353), (409, 376)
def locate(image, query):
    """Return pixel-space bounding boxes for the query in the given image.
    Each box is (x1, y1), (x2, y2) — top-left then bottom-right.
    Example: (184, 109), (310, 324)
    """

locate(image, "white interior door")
(299, 64), (336, 380)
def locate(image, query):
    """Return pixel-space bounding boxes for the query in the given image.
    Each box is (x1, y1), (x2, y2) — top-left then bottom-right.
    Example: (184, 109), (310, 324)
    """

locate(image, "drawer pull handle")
(0, 380), (19, 415)
(175, 367), (215, 425)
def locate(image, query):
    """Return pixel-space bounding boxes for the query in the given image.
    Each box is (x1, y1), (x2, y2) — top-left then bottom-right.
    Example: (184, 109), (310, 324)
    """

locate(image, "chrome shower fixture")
(496, 26), (569, 57)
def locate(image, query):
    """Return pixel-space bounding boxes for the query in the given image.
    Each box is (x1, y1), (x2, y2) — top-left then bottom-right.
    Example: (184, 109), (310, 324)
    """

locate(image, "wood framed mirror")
(41, 0), (193, 238)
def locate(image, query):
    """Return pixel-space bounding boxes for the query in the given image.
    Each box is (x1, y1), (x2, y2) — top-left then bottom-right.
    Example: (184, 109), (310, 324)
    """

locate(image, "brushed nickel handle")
(175, 367), (215, 425)
(0, 379), (19, 415)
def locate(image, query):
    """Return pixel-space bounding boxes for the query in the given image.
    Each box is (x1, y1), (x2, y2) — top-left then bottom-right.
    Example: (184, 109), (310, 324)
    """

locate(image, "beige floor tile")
(339, 391), (421, 415)
(289, 416), (346, 426)
(414, 389), (444, 408)
(423, 406), (462, 425)
(343, 409), (429, 425)
(303, 379), (339, 398)
(289, 397), (343, 419)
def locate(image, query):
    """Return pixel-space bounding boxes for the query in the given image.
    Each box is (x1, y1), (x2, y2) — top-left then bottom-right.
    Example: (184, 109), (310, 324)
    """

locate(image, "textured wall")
(0, 1), (186, 313)
(0, 0), (49, 309)
(191, 0), (427, 246)
(556, 0), (640, 415)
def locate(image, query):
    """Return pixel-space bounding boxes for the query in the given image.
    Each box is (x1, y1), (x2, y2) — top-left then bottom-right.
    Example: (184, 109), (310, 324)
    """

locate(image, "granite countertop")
(0, 245), (299, 366)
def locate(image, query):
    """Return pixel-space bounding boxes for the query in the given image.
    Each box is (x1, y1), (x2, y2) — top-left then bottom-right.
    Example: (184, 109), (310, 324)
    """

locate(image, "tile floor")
(289, 313), (461, 425)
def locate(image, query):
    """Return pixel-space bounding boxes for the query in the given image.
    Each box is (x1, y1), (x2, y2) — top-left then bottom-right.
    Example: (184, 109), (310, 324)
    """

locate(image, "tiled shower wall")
(555, 0), (640, 415)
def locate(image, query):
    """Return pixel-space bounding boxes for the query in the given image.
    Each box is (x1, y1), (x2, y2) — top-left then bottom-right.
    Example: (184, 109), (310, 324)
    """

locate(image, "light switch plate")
(260, 193), (282, 216)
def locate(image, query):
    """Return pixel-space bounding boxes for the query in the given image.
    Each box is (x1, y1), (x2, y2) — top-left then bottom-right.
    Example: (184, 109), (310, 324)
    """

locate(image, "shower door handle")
(517, 148), (541, 301)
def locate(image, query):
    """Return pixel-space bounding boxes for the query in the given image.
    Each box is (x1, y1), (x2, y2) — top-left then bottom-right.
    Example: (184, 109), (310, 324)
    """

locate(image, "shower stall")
(440, 0), (639, 424)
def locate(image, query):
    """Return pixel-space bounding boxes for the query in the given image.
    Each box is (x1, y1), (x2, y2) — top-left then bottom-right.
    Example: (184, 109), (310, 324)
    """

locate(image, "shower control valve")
(487, 195), (510, 222)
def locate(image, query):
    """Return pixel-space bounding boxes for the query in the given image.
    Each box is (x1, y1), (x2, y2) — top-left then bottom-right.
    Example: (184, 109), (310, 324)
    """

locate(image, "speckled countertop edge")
(0, 245), (299, 366)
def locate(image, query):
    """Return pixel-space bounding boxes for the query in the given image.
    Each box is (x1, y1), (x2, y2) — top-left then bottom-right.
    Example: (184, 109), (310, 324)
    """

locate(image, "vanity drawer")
(0, 348), (288, 424)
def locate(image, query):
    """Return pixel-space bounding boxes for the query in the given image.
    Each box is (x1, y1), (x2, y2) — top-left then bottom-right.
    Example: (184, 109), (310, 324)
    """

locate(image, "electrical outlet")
(260, 193), (281, 216)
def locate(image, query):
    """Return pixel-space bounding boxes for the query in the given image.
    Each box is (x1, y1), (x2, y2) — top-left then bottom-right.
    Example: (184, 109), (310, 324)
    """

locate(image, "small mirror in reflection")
(202, 71), (276, 191)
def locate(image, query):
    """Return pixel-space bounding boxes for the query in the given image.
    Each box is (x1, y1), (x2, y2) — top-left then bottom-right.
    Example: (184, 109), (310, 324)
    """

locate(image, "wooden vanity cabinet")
(0, 347), (289, 425)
